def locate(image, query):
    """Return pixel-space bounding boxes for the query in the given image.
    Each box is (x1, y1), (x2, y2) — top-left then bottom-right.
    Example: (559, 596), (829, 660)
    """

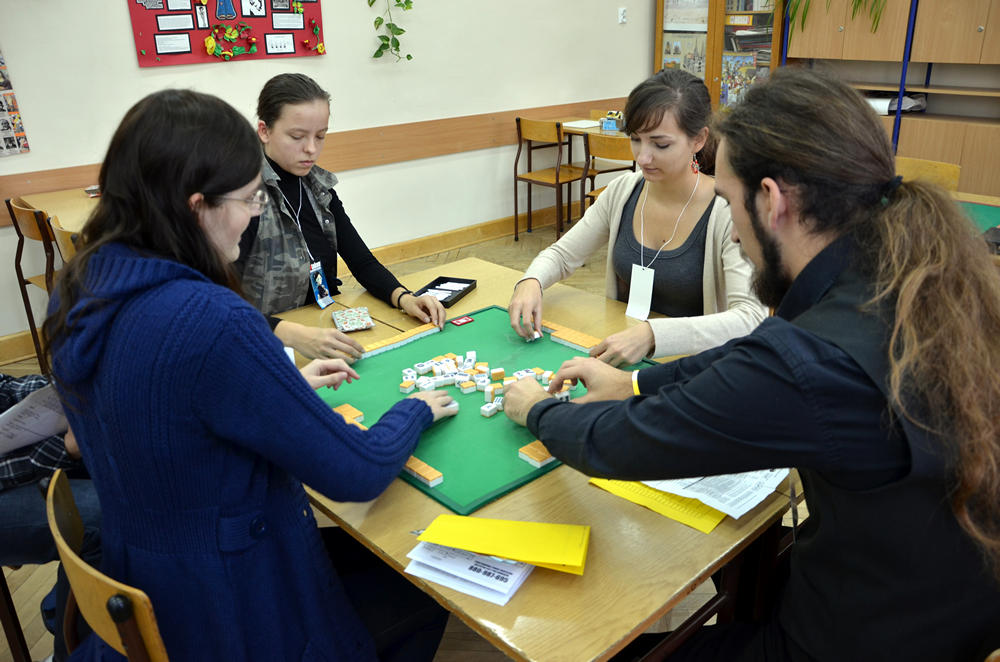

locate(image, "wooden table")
(21, 188), (97, 233)
(304, 257), (792, 661)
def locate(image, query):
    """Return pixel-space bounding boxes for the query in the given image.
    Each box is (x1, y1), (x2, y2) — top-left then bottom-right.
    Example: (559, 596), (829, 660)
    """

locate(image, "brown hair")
(717, 66), (1000, 577)
(257, 73), (330, 127)
(624, 68), (717, 174)
(44, 90), (260, 390)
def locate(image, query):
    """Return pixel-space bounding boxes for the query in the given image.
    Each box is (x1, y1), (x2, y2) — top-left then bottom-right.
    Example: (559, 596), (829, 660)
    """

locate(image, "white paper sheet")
(562, 120), (601, 129)
(643, 468), (789, 519)
(405, 542), (532, 606)
(0, 384), (68, 454)
(865, 98), (891, 115)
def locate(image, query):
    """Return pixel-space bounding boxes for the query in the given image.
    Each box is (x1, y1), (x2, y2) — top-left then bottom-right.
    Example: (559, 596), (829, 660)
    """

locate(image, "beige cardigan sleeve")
(519, 171), (766, 357)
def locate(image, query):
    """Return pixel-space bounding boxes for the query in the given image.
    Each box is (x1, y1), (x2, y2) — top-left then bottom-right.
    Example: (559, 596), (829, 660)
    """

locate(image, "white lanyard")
(278, 177), (315, 263)
(639, 170), (700, 267)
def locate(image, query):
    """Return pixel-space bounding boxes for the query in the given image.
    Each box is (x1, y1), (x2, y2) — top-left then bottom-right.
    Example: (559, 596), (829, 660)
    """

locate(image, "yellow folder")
(589, 478), (726, 534)
(417, 514), (590, 575)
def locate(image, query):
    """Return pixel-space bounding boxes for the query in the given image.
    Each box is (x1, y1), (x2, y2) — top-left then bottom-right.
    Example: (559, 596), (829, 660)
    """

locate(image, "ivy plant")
(368, 0), (413, 61)
(786, 0), (887, 36)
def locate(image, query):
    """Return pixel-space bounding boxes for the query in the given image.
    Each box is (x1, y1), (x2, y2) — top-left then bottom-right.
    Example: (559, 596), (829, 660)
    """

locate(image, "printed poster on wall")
(127, 0), (325, 68)
(0, 46), (29, 157)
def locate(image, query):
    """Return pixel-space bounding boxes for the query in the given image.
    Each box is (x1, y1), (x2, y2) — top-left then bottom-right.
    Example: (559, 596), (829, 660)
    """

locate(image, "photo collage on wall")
(128, 0), (325, 68)
(0, 46), (29, 157)
(662, 0), (708, 80)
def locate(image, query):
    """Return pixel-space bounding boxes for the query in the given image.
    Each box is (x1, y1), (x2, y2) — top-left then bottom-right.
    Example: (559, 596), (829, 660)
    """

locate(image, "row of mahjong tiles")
(316, 305), (647, 514)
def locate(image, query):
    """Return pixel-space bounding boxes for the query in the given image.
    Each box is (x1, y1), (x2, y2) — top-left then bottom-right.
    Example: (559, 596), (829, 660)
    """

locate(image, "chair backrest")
(5, 198), (52, 243)
(586, 133), (635, 162)
(49, 216), (78, 261)
(517, 117), (563, 145)
(46, 470), (170, 662)
(895, 156), (961, 192)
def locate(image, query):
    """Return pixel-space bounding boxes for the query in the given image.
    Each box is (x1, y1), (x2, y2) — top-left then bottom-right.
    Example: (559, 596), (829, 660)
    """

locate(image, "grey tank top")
(612, 178), (713, 318)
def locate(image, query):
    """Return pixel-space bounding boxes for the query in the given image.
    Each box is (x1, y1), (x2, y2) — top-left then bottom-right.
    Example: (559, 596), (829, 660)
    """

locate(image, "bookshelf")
(654, 0), (785, 108)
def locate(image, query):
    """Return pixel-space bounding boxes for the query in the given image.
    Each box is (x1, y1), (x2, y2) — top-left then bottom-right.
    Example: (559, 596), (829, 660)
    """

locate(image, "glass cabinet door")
(719, 0), (781, 107)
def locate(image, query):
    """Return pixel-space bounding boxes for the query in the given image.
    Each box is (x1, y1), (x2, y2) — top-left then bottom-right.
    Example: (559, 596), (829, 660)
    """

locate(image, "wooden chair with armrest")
(583, 133), (636, 209)
(514, 118), (586, 240)
(5, 198), (59, 374)
(46, 469), (169, 662)
(894, 156), (961, 192)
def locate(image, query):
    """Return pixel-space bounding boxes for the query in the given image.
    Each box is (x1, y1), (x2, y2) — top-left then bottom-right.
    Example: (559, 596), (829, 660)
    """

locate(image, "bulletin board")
(127, 0), (325, 68)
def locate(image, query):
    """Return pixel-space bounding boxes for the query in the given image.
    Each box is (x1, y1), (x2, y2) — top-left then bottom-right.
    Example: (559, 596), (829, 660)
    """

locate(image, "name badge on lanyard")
(310, 261), (335, 309)
(625, 263), (654, 321)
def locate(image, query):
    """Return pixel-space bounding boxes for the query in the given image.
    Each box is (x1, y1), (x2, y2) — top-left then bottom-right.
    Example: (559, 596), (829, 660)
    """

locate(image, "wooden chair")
(0, 571), (31, 662)
(583, 133), (636, 209)
(46, 470), (169, 662)
(895, 156), (961, 192)
(514, 118), (585, 240)
(49, 215), (78, 262)
(5, 198), (58, 374)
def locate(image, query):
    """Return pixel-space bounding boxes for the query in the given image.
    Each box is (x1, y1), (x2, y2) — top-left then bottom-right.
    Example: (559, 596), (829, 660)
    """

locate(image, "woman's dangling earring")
(691, 155), (700, 174)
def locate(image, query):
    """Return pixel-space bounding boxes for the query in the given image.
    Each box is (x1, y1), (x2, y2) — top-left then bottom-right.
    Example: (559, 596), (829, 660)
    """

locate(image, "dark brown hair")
(717, 66), (1000, 578)
(624, 68), (716, 174)
(44, 89), (260, 383)
(257, 73), (330, 127)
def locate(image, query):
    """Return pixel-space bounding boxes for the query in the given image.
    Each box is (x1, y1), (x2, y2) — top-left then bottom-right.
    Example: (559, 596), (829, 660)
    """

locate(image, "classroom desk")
(304, 257), (793, 661)
(21, 188), (97, 233)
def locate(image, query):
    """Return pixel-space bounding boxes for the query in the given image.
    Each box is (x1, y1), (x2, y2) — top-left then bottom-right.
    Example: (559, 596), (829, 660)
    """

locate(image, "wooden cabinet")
(909, 0), (996, 64)
(787, 0), (910, 61)
(654, 0), (784, 108)
(780, 0), (1000, 195)
(959, 122), (1000, 195)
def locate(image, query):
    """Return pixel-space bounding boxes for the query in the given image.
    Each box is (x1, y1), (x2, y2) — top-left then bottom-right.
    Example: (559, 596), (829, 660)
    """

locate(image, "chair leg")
(555, 186), (563, 237)
(0, 571), (31, 662)
(513, 180), (519, 241)
(526, 183), (533, 234)
(15, 268), (48, 375)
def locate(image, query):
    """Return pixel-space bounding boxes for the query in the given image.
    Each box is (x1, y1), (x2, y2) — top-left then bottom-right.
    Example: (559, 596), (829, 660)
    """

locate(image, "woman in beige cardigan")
(510, 70), (765, 365)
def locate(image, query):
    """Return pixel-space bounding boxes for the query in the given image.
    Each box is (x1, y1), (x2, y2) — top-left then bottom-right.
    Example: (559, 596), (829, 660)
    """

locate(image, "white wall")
(0, 1), (654, 337)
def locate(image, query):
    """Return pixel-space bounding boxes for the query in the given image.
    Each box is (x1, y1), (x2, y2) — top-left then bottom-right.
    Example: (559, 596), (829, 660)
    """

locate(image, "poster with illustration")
(127, 0), (325, 67)
(719, 52), (757, 107)
(0, 45), (29, 157)
(663, 0), (709, 32)
(662, 32), (707, 80)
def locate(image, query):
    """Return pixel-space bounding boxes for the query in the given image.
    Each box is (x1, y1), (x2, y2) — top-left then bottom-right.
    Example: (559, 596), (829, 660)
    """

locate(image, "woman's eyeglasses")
(212, 189), (269, 213)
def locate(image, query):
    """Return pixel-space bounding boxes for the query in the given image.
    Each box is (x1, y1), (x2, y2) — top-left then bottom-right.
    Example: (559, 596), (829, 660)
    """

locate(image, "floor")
(0, 228), (733, 662)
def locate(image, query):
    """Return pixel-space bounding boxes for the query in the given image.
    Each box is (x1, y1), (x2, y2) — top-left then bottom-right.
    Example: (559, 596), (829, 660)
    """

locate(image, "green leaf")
(388, 23), (405, 35)
(374, 16), (383, 29)
(379, 34), (390, 43)
(233, 46), (246, 55)
(406, 53), (412, 60)
(391, 36), (399, 49)
(373, 45), (386, 57)
(214, 45), (223, 56)
(313, 26), (319, 35)
(367, 0), (376, 6)
(249, 45), (258, 53)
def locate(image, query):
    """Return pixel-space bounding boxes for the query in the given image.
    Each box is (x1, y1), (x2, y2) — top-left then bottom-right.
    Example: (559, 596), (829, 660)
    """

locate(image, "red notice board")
(127, 0), (325, 68)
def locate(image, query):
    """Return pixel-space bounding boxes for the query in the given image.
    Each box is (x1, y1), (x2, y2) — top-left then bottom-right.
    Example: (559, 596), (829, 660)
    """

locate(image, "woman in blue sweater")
(43, 89), (456, 661)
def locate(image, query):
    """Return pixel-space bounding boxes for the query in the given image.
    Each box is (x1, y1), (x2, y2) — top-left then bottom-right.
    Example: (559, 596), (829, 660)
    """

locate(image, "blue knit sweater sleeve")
(193, 302), (433, 502)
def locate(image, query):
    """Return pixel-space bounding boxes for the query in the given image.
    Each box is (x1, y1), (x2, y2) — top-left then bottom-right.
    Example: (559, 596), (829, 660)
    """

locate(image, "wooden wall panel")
(0, 97), (626, 227)
(959, 122), (1000, 195)
(896, 116), (967, 164)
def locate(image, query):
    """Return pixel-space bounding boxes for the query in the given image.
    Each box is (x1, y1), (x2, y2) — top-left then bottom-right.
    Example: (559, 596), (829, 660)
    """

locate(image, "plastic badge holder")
(413, 277), (477, 308)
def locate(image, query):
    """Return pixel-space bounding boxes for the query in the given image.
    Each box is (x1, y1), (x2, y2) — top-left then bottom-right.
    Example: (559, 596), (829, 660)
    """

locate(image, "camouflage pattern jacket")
(238, 158), (341, 316)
